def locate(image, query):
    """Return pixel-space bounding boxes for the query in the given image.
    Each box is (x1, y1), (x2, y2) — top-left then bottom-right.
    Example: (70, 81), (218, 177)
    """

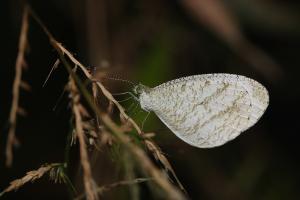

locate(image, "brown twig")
(29, 6), (185, 193)
(59, 43), (185, 200)
(28, 7), (186, 199)
(6, 5), (29, 167)
(57, 26), (186, 200)
(55, 41), (186, 193)
(43, 58), (60, 87)
(100, 114), (186, 200)
(0, 163), (62, 197)
(69, 78), (98, 200)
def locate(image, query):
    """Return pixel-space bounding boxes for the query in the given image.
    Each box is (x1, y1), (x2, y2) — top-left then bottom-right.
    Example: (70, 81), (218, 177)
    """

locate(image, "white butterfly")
(132, 74), (269, 148)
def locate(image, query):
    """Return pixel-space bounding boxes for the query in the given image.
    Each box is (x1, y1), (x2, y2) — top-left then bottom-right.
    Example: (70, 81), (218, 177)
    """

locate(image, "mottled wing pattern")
(145, 74), (269, 148)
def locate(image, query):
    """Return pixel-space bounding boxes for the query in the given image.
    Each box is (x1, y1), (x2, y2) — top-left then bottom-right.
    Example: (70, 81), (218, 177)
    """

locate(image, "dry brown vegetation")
(2, 1), (300, 200)
(2, 5), (186, 200)
(5, 4), (30, 168)
(1, 163), (64, 196)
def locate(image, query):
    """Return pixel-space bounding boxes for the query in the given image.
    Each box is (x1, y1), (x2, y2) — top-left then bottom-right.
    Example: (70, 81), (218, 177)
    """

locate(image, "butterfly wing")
(145, 74), (269, 148)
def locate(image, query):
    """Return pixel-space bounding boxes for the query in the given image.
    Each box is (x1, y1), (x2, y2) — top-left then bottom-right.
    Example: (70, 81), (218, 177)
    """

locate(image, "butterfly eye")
(132, 85), (138, 94)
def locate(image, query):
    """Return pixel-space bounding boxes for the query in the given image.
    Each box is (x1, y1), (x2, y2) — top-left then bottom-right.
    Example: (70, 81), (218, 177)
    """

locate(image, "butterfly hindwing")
(140, 74), (269, 148)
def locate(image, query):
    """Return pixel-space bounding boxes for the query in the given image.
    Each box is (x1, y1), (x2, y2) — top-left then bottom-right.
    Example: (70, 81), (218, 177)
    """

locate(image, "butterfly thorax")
(133, 83), (153, 112)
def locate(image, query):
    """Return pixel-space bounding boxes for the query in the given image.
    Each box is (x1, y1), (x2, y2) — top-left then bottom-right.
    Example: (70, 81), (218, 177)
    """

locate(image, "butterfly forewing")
(142, 74), (269, 148)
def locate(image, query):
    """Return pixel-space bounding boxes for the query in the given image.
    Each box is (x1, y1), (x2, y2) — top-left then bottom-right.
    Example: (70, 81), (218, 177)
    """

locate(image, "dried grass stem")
(6, 5), (29, 167)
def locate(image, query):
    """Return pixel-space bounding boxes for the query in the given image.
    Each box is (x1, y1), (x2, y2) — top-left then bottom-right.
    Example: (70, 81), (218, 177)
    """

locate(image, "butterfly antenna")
(102, 76), (136, 87)
(116, 96), (133, 103)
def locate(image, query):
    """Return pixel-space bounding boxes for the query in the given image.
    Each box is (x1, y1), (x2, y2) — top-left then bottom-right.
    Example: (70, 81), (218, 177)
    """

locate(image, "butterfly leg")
(141, 111), (150, 131)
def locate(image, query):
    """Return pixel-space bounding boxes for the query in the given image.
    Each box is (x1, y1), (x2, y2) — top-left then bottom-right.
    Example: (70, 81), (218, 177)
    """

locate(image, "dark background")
(1, 0), (300, 199)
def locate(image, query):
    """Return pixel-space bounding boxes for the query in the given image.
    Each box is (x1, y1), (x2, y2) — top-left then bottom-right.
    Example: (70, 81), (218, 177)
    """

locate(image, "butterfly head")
(132, 83), (151, 97)
(132, 83), (152, 111)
